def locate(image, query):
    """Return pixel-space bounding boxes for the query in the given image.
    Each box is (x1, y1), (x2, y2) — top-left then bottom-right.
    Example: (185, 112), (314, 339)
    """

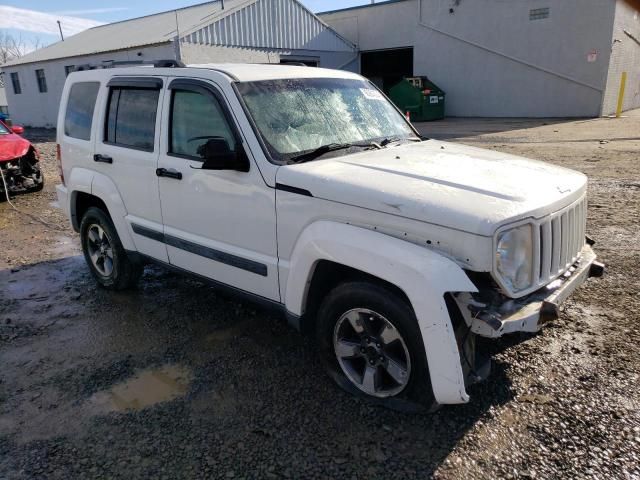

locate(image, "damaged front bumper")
(0, 155), (44, 195)
(456, 245), (604, 338)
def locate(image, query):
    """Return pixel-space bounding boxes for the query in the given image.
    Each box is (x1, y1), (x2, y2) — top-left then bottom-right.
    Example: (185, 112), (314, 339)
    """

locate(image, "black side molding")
(131, 223), (268, 277)
(164, 234), (267, 277)
(275, 183), (313, 197)
(131, 223), (165, 243)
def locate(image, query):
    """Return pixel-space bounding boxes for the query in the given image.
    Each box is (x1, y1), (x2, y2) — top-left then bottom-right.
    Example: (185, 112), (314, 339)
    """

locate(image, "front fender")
(284, 221), (478, 404)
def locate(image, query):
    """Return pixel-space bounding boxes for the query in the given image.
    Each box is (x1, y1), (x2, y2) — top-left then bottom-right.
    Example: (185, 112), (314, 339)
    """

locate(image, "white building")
(0, 0), (356, 127)
(0, 85), (7, 117)
(320, 0), (640, 117)
(0, 72), (8, 117)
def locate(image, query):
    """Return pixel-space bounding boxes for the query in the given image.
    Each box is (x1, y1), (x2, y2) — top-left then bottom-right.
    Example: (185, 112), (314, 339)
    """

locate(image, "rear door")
(92, 76), (168, 261)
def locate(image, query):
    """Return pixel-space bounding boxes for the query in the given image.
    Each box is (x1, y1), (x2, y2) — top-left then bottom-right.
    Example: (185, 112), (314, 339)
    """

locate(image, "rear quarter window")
(64, 82), (100, 141)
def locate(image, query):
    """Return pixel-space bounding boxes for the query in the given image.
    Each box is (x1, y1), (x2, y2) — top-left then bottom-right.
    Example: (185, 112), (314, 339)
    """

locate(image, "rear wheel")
(316, 281), (435, 411)
(80, 207), (143, 290)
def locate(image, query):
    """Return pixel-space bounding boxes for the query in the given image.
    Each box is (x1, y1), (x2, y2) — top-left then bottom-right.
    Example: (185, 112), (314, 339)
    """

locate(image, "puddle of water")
(90, 365), (192, 412)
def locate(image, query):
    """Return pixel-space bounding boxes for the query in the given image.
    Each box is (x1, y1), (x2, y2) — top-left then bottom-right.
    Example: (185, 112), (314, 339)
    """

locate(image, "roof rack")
(275, 62), (309, 67)
(74, 59), (185, 72)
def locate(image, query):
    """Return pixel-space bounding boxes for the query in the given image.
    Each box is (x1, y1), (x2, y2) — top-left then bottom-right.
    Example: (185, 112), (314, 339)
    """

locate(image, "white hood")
(276, 140), (587, 236)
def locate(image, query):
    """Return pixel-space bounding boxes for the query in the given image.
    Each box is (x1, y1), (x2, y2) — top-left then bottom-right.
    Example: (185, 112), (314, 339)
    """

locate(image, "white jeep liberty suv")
(56, 61), (603, 410)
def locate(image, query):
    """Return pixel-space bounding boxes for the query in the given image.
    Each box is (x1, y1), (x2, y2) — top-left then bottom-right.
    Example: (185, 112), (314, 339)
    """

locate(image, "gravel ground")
(0, 115), (639, 479)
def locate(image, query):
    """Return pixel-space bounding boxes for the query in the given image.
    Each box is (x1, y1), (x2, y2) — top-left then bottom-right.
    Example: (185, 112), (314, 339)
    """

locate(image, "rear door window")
(105, 87), (159, 151)
(64, 82), (100, 141)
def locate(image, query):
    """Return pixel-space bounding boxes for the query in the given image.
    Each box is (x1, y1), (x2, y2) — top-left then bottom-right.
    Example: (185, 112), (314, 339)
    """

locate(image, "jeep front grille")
(534, 197), (587, 287)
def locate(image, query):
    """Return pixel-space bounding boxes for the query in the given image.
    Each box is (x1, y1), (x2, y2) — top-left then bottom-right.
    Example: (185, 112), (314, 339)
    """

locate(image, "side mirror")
(11, 125), (24, 135)
(198, 137), (249, 172)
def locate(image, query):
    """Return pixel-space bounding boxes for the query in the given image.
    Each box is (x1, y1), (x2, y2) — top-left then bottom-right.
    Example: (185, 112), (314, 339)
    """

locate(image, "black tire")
(316, 281), (435, 412)
(80, 206), (143, 290)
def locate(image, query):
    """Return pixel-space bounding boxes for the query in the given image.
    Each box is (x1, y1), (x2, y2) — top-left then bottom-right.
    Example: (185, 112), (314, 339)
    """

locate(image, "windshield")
(0, 122), (9, 135)
(236, 78), (415, 163)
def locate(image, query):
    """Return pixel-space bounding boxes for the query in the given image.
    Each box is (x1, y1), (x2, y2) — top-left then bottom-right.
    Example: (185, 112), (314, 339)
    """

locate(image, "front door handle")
(156, 168), (183, 180)
(94, 154), (113, 164)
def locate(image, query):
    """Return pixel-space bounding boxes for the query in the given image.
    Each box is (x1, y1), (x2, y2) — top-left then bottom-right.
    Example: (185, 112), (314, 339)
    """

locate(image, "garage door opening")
(361, 47), (413, 91)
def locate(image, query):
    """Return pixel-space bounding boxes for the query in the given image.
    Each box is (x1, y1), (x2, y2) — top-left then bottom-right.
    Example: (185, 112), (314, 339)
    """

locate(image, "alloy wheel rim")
(87, 224), (114, 277)
(333, 308), (411, 398)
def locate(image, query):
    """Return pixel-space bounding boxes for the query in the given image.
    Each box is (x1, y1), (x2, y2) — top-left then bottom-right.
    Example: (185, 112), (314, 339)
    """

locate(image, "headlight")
(496, 224), (534, 293)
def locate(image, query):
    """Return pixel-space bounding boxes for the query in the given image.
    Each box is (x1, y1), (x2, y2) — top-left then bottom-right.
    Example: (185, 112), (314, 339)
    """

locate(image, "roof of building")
(2, 0), (353, 68)
(318, 0), (413, 16)
(2, 1), (222, 67)
(182, 0), (355, 53)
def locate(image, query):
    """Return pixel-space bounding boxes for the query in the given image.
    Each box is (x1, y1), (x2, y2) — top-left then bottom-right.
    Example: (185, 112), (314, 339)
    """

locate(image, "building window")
(529, 8), (550, 20)
(64, 82), (100, 141)
(35, 69), (47, 93)
(105, 87), (159, 151)
(10, 72), (22, 95)
(64, 65), (75, 76)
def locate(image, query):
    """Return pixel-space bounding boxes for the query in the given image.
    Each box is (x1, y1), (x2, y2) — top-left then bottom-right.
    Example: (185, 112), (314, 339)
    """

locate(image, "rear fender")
(67, 167), (93, 230)
(89, 171), (135, 251)
(284, 221), (478, 404)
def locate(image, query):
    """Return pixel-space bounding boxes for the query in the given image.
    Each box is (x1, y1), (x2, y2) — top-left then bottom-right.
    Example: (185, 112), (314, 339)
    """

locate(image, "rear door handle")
(93, 154), (113, 164)
(156, 168), (182, 180)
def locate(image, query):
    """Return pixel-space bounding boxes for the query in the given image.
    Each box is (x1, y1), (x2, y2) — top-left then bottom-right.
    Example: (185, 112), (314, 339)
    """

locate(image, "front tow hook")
(589, 261), (605, 278)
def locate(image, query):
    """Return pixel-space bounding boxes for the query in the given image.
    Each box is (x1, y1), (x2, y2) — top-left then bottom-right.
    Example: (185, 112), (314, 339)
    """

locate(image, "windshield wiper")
(288, 137), (422, 164)
(379, 137), (399, 147)
(289, 142), (367, 163)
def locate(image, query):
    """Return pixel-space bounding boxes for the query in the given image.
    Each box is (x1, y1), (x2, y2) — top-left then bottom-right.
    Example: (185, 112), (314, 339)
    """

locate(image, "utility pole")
(57, 20), (64, 41)
(173, 10), (181, 61)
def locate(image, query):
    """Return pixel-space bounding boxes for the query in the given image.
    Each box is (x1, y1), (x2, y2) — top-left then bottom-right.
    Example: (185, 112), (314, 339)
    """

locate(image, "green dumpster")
(387, 76), (445, 121)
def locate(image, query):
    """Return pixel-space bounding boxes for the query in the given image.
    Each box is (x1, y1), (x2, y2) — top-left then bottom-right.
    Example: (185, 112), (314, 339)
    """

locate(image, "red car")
(0, 120), (43, 198)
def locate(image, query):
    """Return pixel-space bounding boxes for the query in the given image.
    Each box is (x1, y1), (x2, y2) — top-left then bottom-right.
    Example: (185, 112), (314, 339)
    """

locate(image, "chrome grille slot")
(551, 217), (561, 273)
(568, 208), (575, 266)
(534, 197), (586, 289)
(540, 221), (552, 280)
(561, 212), (569, 269)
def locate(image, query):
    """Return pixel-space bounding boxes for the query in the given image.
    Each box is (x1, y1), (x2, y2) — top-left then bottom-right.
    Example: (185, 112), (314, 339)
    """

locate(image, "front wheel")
(80, 207), (143, 290)
(316, 281), (435, 411)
